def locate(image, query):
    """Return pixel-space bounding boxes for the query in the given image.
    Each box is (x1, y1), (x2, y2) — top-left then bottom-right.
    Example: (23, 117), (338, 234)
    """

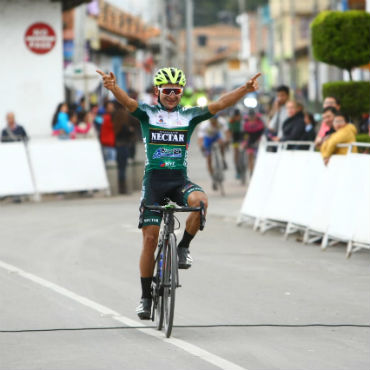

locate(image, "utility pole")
(309, 0), (320, 109)
(168, 0), (181, 66)
(278, 0), (284, 85)
(160, 0), (168, 67)
(185, 0), (193, 87)
(73, 4), (90, 110)
(289, 0), (296, 93)
(238, 0), (245, 13)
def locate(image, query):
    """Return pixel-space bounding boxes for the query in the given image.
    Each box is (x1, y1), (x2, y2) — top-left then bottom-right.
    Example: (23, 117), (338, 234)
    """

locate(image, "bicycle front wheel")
(163, 233), (177, 338)
(154, 251), (164, 331)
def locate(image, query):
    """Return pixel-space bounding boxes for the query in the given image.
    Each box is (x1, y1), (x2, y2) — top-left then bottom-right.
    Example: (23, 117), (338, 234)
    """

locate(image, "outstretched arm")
(96, 70), (138, 112)
(208, 73), (261, 115)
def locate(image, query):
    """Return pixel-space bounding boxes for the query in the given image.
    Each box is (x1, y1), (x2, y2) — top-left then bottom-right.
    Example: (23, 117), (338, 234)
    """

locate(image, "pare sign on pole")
(24, 23), (56, 55)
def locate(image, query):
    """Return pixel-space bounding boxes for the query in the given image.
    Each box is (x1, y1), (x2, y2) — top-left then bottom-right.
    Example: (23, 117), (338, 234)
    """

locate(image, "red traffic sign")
(24, 23), (56, 54)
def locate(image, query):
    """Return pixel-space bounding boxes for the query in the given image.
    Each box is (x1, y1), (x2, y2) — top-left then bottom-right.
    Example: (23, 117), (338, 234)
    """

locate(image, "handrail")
(337, 142), (370, 148)
(263, 141), (370, 152)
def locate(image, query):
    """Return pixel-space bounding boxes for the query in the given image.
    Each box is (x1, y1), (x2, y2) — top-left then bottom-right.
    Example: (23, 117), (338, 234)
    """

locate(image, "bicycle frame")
(138, 201), (206, 337)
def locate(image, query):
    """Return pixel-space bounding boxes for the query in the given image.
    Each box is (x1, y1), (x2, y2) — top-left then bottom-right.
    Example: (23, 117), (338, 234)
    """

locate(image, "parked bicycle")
(138, 200), (206, 338)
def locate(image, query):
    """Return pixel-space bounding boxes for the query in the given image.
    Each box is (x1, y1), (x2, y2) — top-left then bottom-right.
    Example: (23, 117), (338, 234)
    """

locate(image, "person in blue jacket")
(51, 102), (74, 136)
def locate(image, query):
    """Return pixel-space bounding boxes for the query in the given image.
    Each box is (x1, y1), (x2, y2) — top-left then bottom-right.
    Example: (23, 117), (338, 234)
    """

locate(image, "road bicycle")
(237, 143), (248, 185)
(211, 141), (225, 196)
(138, 200), (206, 338)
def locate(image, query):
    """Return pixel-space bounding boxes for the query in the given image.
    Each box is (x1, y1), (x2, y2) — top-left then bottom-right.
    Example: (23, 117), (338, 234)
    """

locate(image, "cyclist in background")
(97, 67), (261, 320)
(198, 115), (228, 190)
(243, 109), (265, 178)
(227, 108), (243, 179)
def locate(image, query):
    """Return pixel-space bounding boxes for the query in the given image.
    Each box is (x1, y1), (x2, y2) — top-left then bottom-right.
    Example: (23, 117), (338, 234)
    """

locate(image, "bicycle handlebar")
(143, 204), (203, 212)
(138, 201), (206, 230)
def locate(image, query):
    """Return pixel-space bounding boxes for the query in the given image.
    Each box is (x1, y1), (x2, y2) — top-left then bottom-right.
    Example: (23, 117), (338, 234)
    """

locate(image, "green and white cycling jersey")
(132, 102), (213, 174)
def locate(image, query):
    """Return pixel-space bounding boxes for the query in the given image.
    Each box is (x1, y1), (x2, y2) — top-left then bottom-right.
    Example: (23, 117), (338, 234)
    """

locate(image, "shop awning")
(51, 0), (91, 11)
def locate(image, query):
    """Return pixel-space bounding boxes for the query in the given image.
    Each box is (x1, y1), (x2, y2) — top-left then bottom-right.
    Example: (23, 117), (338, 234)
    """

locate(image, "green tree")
(311, 10), (370, 80)
(323, 81), (370, 121)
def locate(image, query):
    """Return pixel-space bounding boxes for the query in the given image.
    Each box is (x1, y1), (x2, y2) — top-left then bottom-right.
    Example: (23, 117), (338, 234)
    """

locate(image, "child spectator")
(51, 102), (75, 139)
(75, 111), (94, 137)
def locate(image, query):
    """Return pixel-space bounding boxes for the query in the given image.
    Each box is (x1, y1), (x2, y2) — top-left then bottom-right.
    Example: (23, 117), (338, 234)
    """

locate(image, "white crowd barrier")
(0, 142), (35, 197)
(0, 139), (109, 199)
(239, 142), (370, 258)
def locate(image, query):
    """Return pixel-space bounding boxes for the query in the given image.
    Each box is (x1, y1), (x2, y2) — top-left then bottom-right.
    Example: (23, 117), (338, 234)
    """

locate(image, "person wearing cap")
(97, 67), (261, 319)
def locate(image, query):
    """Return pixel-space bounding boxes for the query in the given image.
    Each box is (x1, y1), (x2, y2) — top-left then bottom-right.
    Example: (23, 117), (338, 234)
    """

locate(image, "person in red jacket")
(100, 101), (116, 163)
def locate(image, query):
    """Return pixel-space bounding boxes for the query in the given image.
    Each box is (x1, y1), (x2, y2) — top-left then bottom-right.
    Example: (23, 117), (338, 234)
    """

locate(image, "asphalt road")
(0, 142), (369, 370)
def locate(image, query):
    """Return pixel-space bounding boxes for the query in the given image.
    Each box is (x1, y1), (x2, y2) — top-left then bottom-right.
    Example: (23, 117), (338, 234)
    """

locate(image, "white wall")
(0, 0), (64, 138)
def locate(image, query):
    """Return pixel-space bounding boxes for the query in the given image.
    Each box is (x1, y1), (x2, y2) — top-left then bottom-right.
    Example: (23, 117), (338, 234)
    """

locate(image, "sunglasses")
(158, 87), (183, 96)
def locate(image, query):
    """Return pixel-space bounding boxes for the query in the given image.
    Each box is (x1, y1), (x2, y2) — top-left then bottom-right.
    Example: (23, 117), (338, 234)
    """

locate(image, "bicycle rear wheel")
(212, 145), (225, 196)
(238, 149), (247, 185)
(163, 233), (177, 338)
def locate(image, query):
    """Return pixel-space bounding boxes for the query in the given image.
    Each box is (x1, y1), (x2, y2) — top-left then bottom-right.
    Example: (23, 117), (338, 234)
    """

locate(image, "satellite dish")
(64, 62), (100, 92)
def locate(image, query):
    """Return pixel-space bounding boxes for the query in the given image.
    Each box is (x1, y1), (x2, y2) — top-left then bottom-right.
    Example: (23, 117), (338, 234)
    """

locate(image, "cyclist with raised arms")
(96, 67), (261, 319)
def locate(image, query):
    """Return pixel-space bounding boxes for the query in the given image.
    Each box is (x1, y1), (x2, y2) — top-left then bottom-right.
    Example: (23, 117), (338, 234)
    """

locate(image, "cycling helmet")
(153, 67), (186, 87)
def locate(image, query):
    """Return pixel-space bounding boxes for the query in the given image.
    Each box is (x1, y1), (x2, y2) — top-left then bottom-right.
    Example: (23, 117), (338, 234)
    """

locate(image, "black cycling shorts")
(140, 169), (204, 227)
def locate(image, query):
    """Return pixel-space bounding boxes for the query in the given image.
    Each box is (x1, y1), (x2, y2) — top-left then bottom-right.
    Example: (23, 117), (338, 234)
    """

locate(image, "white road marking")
(0, 259), (247, 370)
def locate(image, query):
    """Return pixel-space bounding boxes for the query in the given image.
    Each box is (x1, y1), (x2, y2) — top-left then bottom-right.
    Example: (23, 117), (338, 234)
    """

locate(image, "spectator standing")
(127, 89), (140, 160)
(273, 100), (305, 143)
(321, 111), (357, 165)
(301, 112), (316, 142)
(100, 101), (116, 163)
(323, 96), (340, 110)
(75, 96), (87, 122)
(315, 96), (340, 144)
(1, 112), (28, 143)
(267, 85), (290, 140)
(92, 105), (104, 137)
(112, 103), (138, 194)
(315, 107), (337, 149)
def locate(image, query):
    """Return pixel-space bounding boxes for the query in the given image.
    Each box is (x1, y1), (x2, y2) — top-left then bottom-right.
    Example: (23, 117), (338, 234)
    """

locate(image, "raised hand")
(96, 69), (117, 91)
(245, 73), (262, 93)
